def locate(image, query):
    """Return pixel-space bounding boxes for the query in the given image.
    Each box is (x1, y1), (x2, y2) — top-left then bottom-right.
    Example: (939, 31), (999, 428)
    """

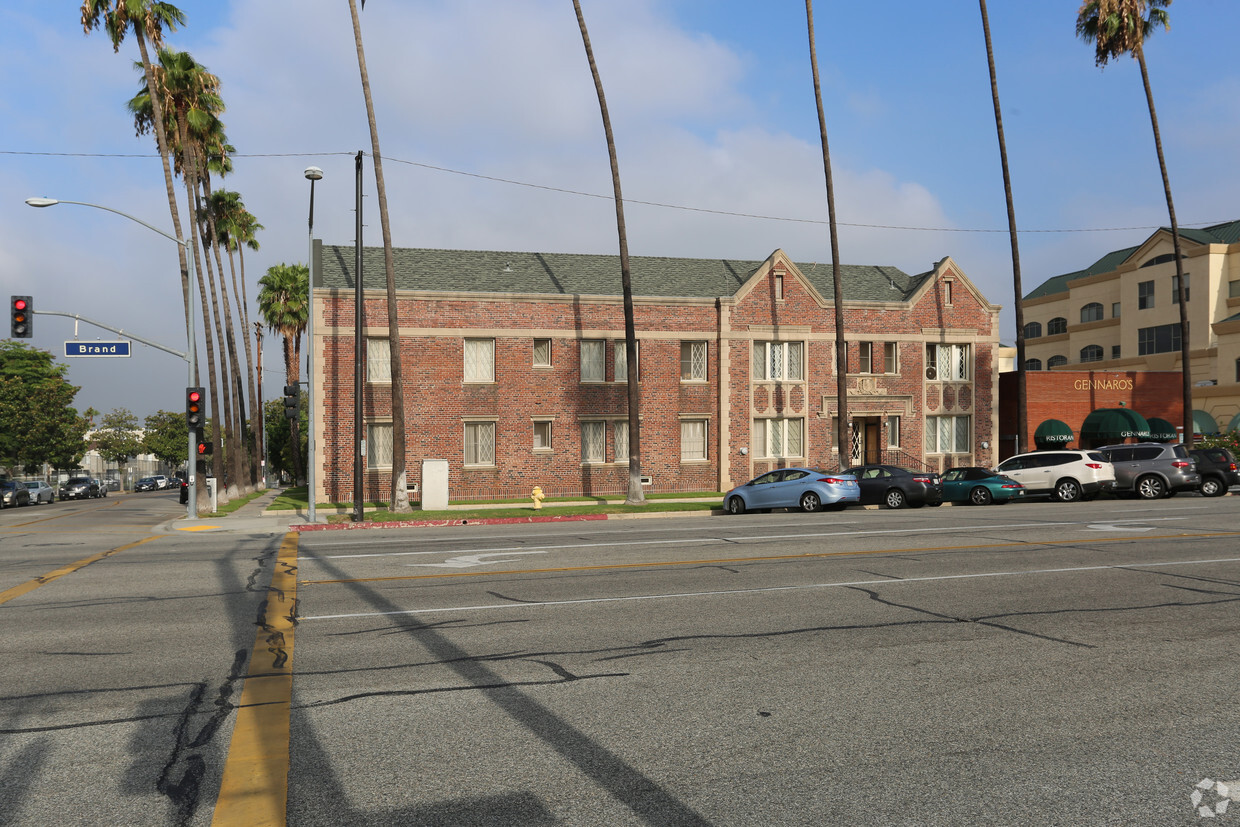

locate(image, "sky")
(1, 0), (1237, 422)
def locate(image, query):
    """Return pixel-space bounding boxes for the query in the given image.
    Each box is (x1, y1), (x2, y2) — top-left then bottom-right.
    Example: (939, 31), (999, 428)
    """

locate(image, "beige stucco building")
(1021, 220), (1240, 435)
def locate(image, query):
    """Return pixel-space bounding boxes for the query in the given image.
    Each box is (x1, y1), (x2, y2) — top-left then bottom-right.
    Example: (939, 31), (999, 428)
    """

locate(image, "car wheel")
(1055, 479), (1082, 502)
(799, 492), (821, 513)
(969, 486), (993, 506)
(884, 488), (906, 509)
(1200, 477), (1225, 497)
(1136, 475), (1165, 500)
(726, 496), (746, 515)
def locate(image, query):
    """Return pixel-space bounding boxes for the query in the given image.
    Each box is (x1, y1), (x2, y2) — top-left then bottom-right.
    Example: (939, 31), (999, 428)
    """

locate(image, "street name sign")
(65, 340), (132, 357)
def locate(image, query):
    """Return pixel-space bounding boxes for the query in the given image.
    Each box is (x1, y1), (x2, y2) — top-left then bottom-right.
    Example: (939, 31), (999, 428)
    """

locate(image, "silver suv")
(1098, 442), (1200, 499)
(994, 449), (1116, 502)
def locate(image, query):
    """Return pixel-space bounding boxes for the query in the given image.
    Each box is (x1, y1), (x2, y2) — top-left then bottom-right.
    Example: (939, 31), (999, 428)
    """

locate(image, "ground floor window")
(613, 420), (629, 463)
(753, 418), (803, 458)
(887, 415), (901, 448)
(533, 420), (552, 451)
(366, 422), (393, 467)
(582, 421), (605, 463)
(926, 415), (970, 454)
(681, 419), (708, 461)
(464, 421), (496, 466)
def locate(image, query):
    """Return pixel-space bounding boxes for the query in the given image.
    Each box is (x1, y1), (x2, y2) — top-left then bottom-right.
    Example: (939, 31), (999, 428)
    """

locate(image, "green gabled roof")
(318, 245), (921, 304)
(1024, 218), (1240, 301)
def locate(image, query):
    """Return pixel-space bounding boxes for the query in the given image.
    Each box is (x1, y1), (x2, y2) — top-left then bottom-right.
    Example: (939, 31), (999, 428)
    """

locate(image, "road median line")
(0, 536), (162, 607)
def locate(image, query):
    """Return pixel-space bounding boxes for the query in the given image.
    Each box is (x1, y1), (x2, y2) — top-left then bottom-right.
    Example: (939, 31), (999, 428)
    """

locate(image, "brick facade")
(312, 247), (1000, 504)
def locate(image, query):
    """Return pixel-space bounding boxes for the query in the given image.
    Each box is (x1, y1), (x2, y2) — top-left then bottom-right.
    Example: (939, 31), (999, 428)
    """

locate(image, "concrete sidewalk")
(161, 487), (323, 535)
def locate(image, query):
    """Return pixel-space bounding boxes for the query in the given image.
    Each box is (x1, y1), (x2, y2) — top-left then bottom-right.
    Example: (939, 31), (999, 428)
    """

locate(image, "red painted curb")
(292, 512), (610, 531)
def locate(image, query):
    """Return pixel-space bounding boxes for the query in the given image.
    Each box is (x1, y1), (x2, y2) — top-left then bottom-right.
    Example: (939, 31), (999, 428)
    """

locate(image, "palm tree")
(979, 0), (1028, 456)
(804, 1), (849, 465)
(1076, 0), (1191, 447)
(347, 0), (410, 512)
(572, 0), (644, 504)
(81, 1), (196, 381)
(258, 263), (309, 484)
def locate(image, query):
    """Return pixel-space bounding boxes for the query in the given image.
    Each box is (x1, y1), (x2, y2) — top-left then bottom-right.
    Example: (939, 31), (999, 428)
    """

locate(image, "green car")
(942, 466), (1025, 505)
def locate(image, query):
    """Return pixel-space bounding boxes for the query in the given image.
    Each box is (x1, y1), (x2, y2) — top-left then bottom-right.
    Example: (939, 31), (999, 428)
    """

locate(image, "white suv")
(995, 449), (1116, 502)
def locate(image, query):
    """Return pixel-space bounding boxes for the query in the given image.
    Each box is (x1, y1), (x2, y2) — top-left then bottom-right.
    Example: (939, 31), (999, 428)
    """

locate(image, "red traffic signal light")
(11, 295), (32, 338)
(186, 387), (204, 429)
(196, 441), (213, 455)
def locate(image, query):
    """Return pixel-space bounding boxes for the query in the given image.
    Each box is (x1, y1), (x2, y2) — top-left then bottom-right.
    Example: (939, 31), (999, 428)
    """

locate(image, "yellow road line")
(299, 530), (1240, 586)
(0, 536), (163, 607)
(213, 532), (299, 827)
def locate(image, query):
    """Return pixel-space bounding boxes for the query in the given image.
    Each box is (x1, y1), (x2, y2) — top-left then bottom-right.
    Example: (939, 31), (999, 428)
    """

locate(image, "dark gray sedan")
(59, 477), (100, 501)
(842, 464), (944, 509)
(1, 480), (32, 508)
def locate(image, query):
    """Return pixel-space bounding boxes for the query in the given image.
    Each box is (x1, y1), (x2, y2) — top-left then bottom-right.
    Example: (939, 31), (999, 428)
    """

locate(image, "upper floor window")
(681, 341), (707, 381)
(532, 338), (552, 368)
(1138, 323), (1182, 356)
(1047, 355), (1068, 368)
(1138, 280), (1155, 309)
(1047, 317), (1068, 336)
(1172, 273), (1190, 304)
(927, 343), (969, 381)
(774, 273), (785, 301)
(1112, 302), (1122, 319)
(752, 341), (804, 381)
(942, 279), (954, 305)
(1025, 358), (1042, 371)
(463, 338), (495, 383)
(366, 337), (391, 383)
(580, 340), (605, 382)
(859, 342), (897, 375)
(1023, 322), (1042, 339)
(1230, 280), (1240, 299)
(1080, 344), (1104, 363)
(613, 340), (639, 382)
(1080, 302), (1104, 323)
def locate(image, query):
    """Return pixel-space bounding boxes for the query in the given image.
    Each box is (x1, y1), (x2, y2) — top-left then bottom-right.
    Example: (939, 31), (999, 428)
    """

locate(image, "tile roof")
(318, 246), (926, 303)
(1023, 218), (1240, 300)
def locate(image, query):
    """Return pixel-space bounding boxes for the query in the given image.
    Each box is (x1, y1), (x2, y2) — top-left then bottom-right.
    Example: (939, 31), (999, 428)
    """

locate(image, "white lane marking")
(407, 551), (547, 569)
(300, 555), (1240, 621)
(318, 521), (1083, 560)
(1087, 524), (1154, 532)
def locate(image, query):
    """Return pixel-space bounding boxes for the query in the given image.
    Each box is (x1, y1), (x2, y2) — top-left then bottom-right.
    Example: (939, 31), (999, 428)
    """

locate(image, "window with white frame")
(883, 342), (897, 374)
(887, 415), (901, 447)
(681, 341), (707, 381)
(680, 419), (708, 461)
(926, 415), (971, 454)
(613, 420), (629, 463)
(859, 342), (874, 374)
(581, 421), (605, 463)
(753, 418), (804, 458)
(942, 279), (954, 305)
(366, 337), (392, 383)
(927, 343), (969, 381)
(774, 273), (784, 300)
(859, 342), (896, 375)
(614, 340), (638, 382)
(533, 420), (552, 451)
(532, 338), (552, 368)
(463, 338), (495, 383)
(580, 340), (605, 382)
(752, 341), (804, 381)
(366, 422), (393, 467)
(464, 421), (496, 466)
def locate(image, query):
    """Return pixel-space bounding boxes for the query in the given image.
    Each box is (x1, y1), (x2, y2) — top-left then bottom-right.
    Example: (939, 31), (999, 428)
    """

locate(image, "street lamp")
(26, 196), (199, 519)
(305, 166), (322, 524)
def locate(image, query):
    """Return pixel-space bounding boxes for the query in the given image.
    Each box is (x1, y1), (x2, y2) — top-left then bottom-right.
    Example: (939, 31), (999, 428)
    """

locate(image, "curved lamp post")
(305, 167), (322, 523)
(25, 197), (199, 519)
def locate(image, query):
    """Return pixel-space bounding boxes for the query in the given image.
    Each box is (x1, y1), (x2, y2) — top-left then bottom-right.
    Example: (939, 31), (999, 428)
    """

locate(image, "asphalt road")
(2, 492), (1239, 825)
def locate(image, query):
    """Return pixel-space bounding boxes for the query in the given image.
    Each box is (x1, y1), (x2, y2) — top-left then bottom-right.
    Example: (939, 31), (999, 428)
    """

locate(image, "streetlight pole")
(26, 197), (199, 520)
(304, 166), (322, 524)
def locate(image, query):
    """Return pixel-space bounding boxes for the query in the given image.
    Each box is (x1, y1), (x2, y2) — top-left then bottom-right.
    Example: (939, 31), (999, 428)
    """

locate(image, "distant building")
(1020, 220), (1240, 436)
(310, 243), (1000, 503)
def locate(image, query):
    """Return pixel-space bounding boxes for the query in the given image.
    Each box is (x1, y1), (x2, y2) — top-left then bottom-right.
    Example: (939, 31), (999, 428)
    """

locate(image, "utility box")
(205, 477), (217, 513)
(421, 460), (448, 511)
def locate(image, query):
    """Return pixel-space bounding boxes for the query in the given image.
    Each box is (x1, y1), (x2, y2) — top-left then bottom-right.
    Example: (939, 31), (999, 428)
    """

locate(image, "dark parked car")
(842, 464), (943, 509)
(1098, 442), (1200, 499)
(24, 480), (56, 505)
(1, 480), (32, 508)
(59, 477), (101, 501)
(941, 466), (1025, 505)
(135, 477), (159, 492)
(1190, 447), (1240, 497)
(723, 467), (860, 514)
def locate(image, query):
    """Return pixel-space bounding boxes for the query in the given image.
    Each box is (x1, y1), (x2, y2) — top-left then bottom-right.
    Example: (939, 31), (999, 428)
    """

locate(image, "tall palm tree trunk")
(284, 333), (304, 485)
(805, 0), (849, 463)
(225, 243), (260, 484)
(979, 0), (1027, 457)
(573, 0), (644, 504)
(1135, 45), (1191, 447)
(348, 0), (410, 512)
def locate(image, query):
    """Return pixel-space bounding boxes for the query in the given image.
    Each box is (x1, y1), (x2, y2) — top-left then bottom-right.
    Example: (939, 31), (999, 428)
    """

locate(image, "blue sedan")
(724, 467), (860, 514)
(941, 466), (1025, 505)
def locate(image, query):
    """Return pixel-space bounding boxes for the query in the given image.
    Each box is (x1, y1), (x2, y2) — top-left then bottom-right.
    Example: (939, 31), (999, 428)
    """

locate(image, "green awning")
(1193, 409), (1220, 436)
(1079, 407), (1151, 443)
(1146, 417), (1177, 442)
(1034, 418), (1075, 448)
(1227, 411), (1240, 433)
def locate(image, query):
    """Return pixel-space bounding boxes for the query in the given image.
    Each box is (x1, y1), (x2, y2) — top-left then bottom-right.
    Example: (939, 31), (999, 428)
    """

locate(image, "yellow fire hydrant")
(531, 486), (545, 509)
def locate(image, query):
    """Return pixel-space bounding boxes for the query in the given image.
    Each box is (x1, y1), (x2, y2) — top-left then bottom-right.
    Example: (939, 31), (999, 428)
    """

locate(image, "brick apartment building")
(310, 243), (1001, 504)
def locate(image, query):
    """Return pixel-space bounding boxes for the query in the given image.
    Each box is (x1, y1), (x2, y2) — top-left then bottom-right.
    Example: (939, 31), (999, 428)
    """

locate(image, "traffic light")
(10, 296), (32, 338)
(186, 387), (204, 430)
(196, 440), (213, 455)
(283, 383), (301, 420)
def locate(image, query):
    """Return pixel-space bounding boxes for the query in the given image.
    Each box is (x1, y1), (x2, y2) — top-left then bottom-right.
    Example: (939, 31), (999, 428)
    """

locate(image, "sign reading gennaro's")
(1073, 378), (1134, 391)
